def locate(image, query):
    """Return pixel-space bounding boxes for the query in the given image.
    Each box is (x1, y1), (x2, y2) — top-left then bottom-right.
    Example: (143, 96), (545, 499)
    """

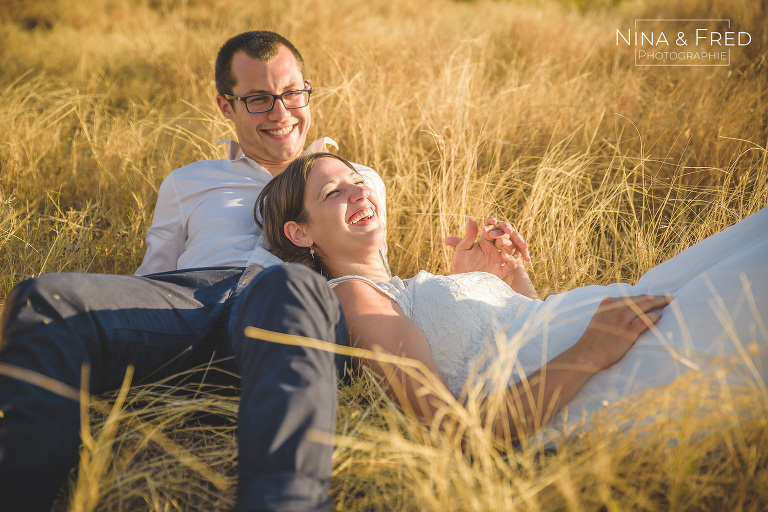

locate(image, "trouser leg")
(227, 264), (350, 512)
(0, 268), (243, 512)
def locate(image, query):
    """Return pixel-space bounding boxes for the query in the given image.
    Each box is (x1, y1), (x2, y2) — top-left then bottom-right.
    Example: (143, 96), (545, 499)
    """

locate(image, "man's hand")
(444, 217), (531, 278)
(480, 217), (531, 264)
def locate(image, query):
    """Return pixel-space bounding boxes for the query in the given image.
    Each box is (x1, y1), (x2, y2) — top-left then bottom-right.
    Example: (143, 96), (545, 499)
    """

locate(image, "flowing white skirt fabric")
(503, 207), (768, 433)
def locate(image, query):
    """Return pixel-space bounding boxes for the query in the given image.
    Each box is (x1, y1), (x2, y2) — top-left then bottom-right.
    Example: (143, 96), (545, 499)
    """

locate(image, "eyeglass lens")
(246, 90), (310, 113)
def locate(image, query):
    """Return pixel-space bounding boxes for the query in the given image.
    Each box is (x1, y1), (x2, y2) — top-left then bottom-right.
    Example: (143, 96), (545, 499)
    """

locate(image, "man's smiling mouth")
(263, 125), (295, 136)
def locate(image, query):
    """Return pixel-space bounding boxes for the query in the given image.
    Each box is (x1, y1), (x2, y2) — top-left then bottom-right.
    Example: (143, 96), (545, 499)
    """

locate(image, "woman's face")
(301, 157), (384, 260)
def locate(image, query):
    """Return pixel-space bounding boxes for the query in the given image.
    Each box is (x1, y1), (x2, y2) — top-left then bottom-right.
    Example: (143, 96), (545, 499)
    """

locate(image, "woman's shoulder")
(330, 276), (410, 320)
(329, 275), (398, 302)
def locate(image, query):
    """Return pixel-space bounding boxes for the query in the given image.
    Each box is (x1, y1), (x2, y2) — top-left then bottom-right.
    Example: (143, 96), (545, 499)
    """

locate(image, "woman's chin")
(349, 232), (386, 258)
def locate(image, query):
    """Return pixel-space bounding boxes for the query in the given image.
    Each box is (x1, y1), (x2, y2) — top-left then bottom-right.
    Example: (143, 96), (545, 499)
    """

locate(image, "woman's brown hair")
(255, 152), (358, 278)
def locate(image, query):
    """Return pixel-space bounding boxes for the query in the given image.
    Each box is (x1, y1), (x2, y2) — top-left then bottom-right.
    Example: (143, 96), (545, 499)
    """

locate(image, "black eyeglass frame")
(223, 81), (313, 114)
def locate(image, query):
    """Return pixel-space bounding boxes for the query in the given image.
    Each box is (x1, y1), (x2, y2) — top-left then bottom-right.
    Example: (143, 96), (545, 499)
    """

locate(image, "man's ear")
(284, 221), (313, 248)
(216, 94), (235, 121)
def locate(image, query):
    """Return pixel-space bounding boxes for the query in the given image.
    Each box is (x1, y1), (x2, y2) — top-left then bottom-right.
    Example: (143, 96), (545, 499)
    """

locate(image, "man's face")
(217, 45), (311, 176)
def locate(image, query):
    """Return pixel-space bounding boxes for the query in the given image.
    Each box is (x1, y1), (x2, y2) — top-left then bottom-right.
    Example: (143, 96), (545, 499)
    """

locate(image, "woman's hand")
(444, 217), (530, 278)
(571, 295), (673, 372)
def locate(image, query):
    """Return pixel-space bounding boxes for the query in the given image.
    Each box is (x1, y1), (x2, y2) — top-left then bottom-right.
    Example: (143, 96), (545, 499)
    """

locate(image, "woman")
(255, 152), (767, 440)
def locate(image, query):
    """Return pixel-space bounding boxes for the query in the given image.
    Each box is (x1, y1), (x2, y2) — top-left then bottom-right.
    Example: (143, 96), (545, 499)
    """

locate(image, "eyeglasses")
(224, 81), (313, 114)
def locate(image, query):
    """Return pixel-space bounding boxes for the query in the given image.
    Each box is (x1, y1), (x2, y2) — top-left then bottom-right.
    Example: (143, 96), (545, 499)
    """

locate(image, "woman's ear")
(284, 221), (313, 248)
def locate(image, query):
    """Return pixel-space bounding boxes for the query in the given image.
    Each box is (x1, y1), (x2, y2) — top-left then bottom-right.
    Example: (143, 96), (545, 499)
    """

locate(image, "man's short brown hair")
(215, 31), (306, 97)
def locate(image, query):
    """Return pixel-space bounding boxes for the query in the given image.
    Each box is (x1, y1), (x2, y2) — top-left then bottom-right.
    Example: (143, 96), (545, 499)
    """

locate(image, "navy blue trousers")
(0, 264), (348, 512)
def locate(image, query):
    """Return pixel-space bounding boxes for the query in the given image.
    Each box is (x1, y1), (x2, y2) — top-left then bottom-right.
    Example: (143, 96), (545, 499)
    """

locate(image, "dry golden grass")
(1, 0), (767, 510)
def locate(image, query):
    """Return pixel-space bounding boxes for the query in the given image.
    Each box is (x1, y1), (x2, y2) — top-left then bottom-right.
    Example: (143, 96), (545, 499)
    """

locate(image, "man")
(0, 31), (525, 512)
(134, 32), (388, 277)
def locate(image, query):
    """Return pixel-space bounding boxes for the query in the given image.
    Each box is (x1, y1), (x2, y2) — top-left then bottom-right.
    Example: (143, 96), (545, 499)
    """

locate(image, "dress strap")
(327, 275), (397, 302)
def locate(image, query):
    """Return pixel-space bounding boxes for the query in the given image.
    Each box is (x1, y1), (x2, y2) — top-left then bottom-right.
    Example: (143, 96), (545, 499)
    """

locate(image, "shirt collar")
(217, 139), (249, 162)
(217, 139), (274, 178)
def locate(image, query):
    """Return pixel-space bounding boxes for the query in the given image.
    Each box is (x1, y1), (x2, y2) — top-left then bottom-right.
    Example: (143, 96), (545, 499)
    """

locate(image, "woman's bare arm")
(502, 254), (539, 299)
(484, 295), (671, 439)
(334, 280), (670, 441)
(332, 280), (450, 420)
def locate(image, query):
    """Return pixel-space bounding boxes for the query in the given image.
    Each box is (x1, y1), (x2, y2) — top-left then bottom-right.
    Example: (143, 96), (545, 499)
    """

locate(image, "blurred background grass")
(1, 0), (767, 510)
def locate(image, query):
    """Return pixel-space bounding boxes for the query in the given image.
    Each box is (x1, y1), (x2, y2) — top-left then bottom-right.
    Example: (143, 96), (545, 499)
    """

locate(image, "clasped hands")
(444, 217), (672, 367)
(444, 216), (531, 279)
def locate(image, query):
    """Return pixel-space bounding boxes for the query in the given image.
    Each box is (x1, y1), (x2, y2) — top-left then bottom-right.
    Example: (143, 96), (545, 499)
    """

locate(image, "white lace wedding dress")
(329, 207), (768, 433)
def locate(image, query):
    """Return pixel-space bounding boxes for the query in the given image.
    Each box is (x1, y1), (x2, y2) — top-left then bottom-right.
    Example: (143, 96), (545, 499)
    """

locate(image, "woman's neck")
(326, 253), (390, 283)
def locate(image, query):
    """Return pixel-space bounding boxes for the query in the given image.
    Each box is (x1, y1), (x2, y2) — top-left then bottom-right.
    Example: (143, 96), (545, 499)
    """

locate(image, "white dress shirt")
(135, 140), (387, 275)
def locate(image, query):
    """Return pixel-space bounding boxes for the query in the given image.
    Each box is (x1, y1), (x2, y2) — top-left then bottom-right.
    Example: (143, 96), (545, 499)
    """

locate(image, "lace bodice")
(329, 271), (537, 397)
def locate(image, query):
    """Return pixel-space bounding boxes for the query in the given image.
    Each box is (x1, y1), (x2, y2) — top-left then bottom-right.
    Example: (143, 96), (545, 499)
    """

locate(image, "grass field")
(1, 0), (767, 510)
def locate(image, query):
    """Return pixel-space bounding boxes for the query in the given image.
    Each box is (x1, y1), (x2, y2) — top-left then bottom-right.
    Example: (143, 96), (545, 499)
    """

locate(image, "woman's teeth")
(349, 207), (375, 224)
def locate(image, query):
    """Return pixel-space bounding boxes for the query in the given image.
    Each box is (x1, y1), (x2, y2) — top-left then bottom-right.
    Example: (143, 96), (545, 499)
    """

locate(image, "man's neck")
(255, 159), (289, 178)
(231, 142), (293, 177)
(257, 162), (288, 178)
